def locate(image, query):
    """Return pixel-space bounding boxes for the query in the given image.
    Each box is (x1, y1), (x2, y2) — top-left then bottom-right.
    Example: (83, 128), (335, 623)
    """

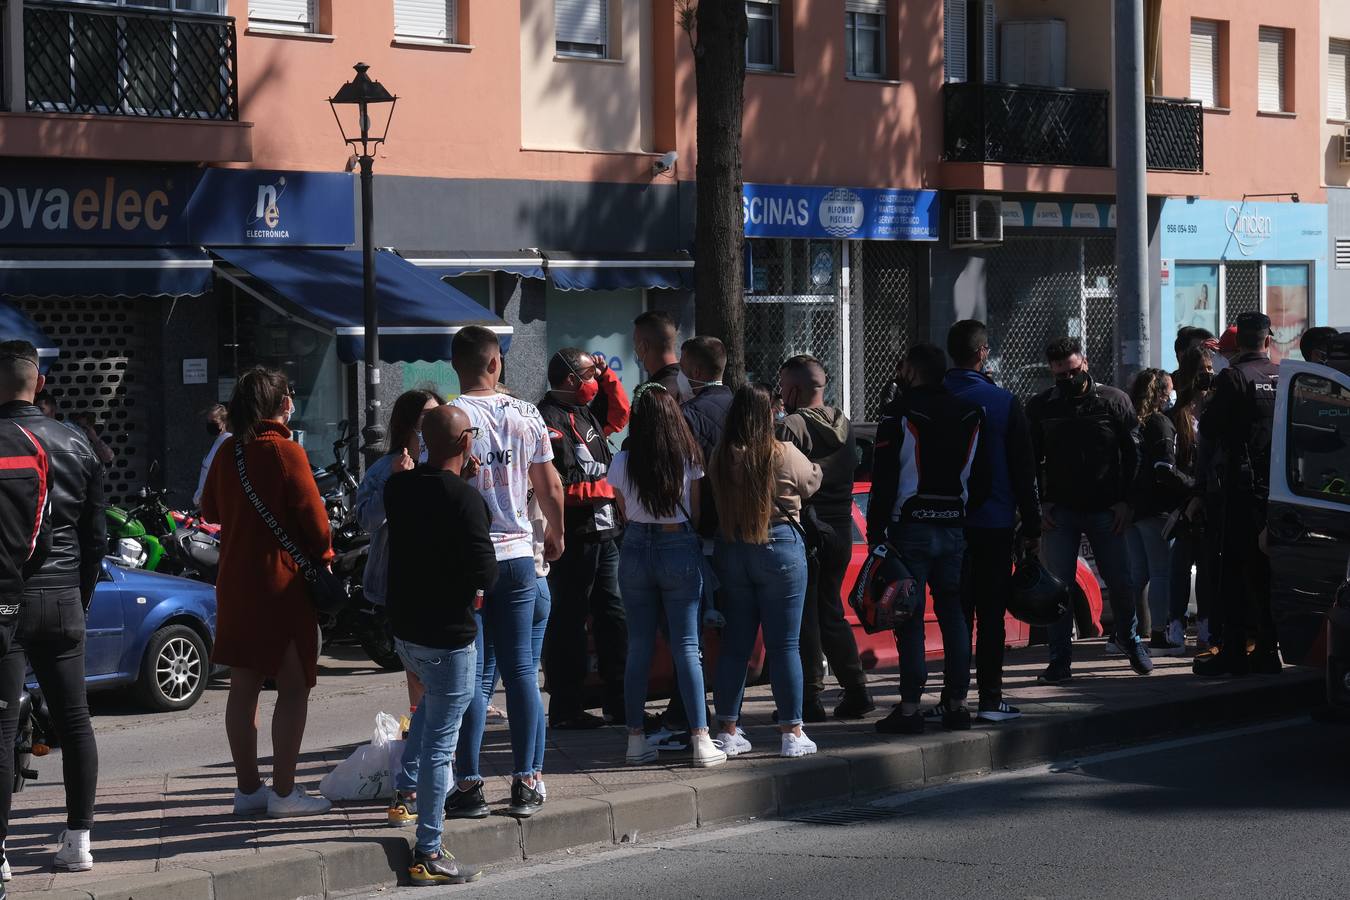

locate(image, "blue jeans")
(893, 522), (969, 705)
(619, 523), (706, 731)
(1042, 506), (1138, 666)
(713, 524), (808, 726)
(453, 557), (543, 780)
(394, 639), (476, 856)
(1127, 516), (1176, 631)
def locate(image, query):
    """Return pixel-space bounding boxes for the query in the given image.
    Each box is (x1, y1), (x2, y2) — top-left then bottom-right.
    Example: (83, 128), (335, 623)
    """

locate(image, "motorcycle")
(12, 686), (51, 793)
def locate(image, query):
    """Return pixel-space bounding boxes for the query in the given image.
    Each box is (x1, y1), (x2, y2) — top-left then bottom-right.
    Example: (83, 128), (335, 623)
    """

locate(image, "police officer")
(1194, 312), (1281, 676)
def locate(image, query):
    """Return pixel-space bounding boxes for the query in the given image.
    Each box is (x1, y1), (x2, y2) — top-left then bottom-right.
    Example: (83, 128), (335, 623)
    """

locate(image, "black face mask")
(1055, 370), (1092, 397)
(1193, 370), (1215, 393)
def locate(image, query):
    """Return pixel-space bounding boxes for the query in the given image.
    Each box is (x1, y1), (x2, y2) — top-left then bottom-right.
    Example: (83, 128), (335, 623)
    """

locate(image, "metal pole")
(359, 152), (382, 453)
(1113, 0), (1149, 385)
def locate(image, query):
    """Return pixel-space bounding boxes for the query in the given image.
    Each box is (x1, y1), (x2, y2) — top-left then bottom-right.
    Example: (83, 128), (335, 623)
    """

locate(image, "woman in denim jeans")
(609, 384), (726, 768)
(708, 384), (822, 759)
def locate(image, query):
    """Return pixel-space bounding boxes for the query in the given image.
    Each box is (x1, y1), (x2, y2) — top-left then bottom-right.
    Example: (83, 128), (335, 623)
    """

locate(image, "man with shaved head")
(384, 403), (497, 886)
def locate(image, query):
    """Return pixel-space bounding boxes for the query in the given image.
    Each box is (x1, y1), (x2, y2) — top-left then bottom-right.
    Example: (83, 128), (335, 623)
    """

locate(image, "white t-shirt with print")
(452, 392), (554, 561)
(607, 450), (702, 525)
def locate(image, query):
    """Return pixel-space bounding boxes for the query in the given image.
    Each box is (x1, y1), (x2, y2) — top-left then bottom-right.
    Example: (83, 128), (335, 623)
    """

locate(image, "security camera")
(652, 151), (678, 176)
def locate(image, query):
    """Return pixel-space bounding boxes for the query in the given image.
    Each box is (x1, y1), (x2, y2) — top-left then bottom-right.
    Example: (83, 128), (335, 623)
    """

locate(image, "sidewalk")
(11, 640), (1320, 899)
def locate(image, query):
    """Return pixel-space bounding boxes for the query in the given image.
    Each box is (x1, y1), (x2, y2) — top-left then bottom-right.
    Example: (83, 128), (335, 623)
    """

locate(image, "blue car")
(27, 561), (218, 712)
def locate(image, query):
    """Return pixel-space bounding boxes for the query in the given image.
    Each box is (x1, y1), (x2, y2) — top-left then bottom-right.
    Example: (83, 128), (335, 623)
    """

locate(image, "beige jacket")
(771, 441), (823, 524)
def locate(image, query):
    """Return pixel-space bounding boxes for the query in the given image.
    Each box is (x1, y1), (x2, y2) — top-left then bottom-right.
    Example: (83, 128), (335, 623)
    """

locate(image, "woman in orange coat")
(201, 367), (334, 818)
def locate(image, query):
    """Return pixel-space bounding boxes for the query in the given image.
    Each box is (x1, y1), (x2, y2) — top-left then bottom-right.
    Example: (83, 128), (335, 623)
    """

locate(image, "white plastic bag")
(320, 712), (402, 801)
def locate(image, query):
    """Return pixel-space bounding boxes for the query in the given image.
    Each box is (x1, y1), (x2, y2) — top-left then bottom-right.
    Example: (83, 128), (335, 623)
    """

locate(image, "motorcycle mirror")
(148, 460), (159, 477)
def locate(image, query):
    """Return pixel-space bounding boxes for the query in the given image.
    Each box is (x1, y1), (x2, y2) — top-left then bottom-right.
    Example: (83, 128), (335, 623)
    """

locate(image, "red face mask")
(574, 376), (599, 405)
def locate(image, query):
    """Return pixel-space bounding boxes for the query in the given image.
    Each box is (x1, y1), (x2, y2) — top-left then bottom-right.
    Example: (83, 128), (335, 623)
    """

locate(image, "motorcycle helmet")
(1009, 553), (1072, 626)
(848, 542), (921, 634)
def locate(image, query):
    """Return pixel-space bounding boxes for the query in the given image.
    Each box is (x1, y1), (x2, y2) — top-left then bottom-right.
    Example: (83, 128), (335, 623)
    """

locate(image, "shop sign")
(182, 358), (208, 385)
(1158, 199), (1327, 262)
(742, 183), (939, 241)
(187, 169), (355, 247)
(1000, 200), (1116, 230)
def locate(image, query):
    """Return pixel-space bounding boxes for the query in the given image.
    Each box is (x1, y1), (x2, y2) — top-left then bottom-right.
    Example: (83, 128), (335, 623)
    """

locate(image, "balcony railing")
(23, 0), (238, 121)
(1145, 96), (1204, 172)
(943, 82), (1111, 168)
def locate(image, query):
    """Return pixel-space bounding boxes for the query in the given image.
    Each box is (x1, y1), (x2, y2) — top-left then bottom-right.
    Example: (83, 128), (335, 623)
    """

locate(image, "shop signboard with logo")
(742, 183), (939, 241)
(1158, 198), (1328, 369)
(186, 169), (355, 246)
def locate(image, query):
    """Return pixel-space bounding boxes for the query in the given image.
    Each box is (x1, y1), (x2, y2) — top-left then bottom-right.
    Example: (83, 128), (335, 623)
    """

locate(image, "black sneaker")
(409, 846), (482, 886)
(1147, 631), (1186, 657)
(832, 690), (877, 720)
(1037, 663), (1072, 685)
(1249, 648), (1283, 675)
(803, 697), (828, 723)
(444, 783), (490, 820)
(506, 778), (544, 818)
(941, 704), (972, 731)
(1124, 638), (1155, 675)
(876, 707), (925, 735)
(551, 711), (607, 730)
(977, 701), (1022, 723)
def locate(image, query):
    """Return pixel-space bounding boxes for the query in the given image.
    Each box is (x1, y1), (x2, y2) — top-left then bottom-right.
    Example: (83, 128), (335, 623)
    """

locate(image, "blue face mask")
(1164, 390), (1177, 412)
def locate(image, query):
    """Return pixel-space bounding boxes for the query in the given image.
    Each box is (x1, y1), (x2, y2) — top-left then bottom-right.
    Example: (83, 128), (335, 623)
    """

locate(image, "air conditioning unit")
(953, 195), (1004, 245)
(1341, 123), (1350, 167)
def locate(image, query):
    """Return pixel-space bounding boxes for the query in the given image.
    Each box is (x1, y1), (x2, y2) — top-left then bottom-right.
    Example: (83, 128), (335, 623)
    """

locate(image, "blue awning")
(404, 251), (545, 279)
(543, 251), (694, 291)
(0, 249), (213, 299)
(0, 301), (59, 375)
(212, 248), (513, 365)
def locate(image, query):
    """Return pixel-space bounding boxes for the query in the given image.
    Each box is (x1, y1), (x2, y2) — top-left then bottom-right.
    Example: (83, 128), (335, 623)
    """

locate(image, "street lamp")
(329, 62), (397, 454)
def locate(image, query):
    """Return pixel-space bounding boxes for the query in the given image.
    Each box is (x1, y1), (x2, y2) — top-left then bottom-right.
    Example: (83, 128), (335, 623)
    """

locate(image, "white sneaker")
(714, 731), (752, 757)
(626, 733), (657, 765)
(781, 731), (817, 758)
(267, 785), (332, 818)
(690, 733), (727, 768)
(233, 784), (271, 817)
(1, 850), (11, 881)
(53, 829), (93, 872)
(536, 778), (547, 802)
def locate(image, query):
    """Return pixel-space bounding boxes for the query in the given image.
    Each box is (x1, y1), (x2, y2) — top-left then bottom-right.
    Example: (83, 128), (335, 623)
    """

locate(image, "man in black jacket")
(1194, 312), (1281, 677)
(386, 404), (495, 886)
(1026, 337), (1148, 683)
(633, 310), (690, 403)
(0, 340), (104, 874)
(777, 355), (872, 721)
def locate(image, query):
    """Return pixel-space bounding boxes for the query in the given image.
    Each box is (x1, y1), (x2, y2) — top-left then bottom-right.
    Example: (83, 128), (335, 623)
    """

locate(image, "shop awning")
(0, 301), (59, 375)
(542, 251), (694, 291)
(404, 251), (546, 279)
(0, 249), (213, 299)
(212, 248), (513, 365)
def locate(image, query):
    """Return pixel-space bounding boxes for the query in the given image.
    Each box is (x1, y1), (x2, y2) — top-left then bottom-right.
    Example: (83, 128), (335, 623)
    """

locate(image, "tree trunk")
(692, 1), (748, 387)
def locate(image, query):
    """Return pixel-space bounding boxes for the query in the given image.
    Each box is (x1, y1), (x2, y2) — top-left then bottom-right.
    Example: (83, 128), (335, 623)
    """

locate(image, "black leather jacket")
(0, 402), (106, 605)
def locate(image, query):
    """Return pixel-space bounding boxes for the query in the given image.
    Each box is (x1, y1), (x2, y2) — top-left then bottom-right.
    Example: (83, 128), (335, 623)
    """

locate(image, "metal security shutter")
(1224, 261), (1261, 324)
(856, 242), (916, 421)
(1190, 20), (1218, 107)
(846, 1), (885, 12)
(556, 0), (608, 55)
(981, 0), (996, 82)
(248, 0), (313, 30)
(395, 0), (456, 41)
(1330, 39), (1350, 121)
(1258, 27), (1285, 113)
(944, 0), (968, 83)
(1335, 238), (1350, 270)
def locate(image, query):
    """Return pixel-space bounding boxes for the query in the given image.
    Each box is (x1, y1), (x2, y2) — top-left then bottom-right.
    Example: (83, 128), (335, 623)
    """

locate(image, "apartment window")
(395, 0), (457, 42)
(943, 0), (967, 83)
(556, 0), (608, 58)
(845, 2), (885, 79)
(1258, 26), (1288, 113)
(1189, 19), (1220, 107)
(1336, 238), (1350, 270)
(1331, 39), (1350, 120)
(747, 1), (779, 71)
(249, 0), (314, 33)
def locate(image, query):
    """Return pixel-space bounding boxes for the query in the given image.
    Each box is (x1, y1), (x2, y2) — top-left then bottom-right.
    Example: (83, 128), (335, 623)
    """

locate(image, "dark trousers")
(544, 536), (626, 720)
(1217, 493), (1276, 656)
(0, 587), (100, 844)
(799, 515), (867, 700)
(960, 527), (1014, 709)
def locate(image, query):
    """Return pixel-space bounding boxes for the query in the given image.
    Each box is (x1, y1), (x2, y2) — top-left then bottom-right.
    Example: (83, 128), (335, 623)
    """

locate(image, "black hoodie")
(776, 406), (856, 521)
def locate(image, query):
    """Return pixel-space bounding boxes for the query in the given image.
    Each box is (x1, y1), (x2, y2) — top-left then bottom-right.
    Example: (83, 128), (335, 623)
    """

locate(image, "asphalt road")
(389, 718), (1350, 900)
(84, 643), (412, 782)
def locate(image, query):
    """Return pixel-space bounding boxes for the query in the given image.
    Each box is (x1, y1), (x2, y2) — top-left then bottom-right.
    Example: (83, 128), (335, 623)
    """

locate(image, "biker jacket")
(0, 402), (106, 606)
(537, 367), (630, 543)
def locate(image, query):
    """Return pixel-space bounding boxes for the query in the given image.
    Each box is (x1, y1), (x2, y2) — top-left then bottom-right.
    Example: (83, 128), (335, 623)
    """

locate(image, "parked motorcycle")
(12, 686), (51, 793)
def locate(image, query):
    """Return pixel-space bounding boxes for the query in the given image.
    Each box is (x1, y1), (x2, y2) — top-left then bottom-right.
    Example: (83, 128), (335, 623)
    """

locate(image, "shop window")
(395, 0), (458, 43)
(544, 284), (644, 442)
(1330, 39), (1350, 121)
(249, 0), (316, 33)
(1173, 264), (1220, 337)
(746, 1), (780, 71)
(1257, 26), (1289, 114)
(1266, 263), (1309, 360)
(556, 0), (609, 59)
(845, 3), (884, 79)
(1287, 373), (1350, 506)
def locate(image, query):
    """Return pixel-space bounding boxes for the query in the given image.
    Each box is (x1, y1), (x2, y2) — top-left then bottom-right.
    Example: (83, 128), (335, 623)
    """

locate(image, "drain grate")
(788, 807), (901, 827)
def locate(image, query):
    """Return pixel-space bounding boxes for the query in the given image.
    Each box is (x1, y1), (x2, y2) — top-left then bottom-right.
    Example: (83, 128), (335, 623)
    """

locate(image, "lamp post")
(329, 62), (397, 455)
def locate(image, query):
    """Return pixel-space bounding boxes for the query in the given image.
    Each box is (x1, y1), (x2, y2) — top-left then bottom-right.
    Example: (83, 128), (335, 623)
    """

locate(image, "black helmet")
(1009, 554), (1072, 626)
(848, 542), (921, 634)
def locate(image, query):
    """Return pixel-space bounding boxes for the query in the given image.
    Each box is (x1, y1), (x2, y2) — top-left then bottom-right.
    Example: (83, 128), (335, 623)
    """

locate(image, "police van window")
(1288, 373), (1350, 506)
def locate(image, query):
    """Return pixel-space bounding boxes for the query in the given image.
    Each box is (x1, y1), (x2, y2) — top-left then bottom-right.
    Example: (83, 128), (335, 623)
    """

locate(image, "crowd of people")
(0, 303), (1335, 891)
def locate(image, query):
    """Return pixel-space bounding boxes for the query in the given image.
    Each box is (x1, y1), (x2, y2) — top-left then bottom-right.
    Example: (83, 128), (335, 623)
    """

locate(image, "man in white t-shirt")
(194, 404), (230, 508)
(444, 326), (564, 822)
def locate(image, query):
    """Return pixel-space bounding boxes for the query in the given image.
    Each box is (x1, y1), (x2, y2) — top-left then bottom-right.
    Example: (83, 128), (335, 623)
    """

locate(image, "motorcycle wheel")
(358, 622), (404, 672)
(13, 718), (34, 794)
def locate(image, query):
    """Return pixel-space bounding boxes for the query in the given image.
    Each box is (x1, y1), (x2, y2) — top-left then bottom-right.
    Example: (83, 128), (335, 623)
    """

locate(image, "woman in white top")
(609, 383), (726, 768)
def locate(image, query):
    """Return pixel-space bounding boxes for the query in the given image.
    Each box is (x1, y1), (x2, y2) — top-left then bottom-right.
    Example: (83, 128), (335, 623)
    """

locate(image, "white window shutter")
(394, 0), (455, 40)
(945, 0), (968, 83)
(556, 0), (608, 49)
(981, 0), (996, 82)
(1330, 39), (1350, 121)
(1258, 27), (1285, 113)
(249, 0), (312, 28)
(1189, 20), (1218, 107)
(846, 1), (886, 13)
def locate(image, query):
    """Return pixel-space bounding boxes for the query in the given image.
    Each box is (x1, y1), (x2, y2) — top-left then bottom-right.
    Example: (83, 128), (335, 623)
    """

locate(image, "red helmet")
(848, 543), (920, 634)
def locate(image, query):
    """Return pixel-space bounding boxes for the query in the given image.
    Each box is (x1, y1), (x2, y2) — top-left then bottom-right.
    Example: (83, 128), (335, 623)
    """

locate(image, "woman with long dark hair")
(708, 384), (821, 759)
(608, 384), (726, 768)
(1169, 345), (1216, 649)
(201, 367), (333, 817)
(355, 388), (444, 825)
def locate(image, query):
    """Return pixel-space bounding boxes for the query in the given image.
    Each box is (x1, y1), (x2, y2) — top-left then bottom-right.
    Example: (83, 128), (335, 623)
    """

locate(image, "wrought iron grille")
(24, 1), (238, 120)
(943, 82), (1110, 168)
(1145, 96), (1204, 172)
(1224, 261), (1261, 325)
(855, 241), (916, 422)
(982, 237), (1118, 400)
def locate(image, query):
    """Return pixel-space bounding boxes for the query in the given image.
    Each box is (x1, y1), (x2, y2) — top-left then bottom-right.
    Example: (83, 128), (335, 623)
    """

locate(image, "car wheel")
(137, 624), (209, 712)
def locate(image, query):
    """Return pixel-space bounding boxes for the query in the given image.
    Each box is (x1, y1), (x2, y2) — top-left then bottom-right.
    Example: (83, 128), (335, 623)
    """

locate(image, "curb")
(44, 672), (1322, 899)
